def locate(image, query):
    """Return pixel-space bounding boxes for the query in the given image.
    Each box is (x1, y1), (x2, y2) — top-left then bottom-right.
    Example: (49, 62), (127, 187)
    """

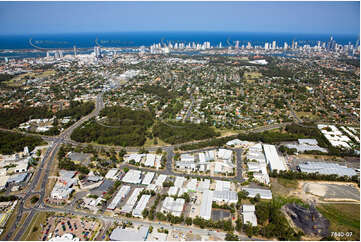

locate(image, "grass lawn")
(317, 204), (360, 241)
(212, 127), (238, 137)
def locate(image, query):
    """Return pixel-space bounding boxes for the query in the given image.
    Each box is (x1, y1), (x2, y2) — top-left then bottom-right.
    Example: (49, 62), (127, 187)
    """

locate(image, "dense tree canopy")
(71, 106), (154, 146)
(0, 130), (44, 155)
(153, 121), (219, 144)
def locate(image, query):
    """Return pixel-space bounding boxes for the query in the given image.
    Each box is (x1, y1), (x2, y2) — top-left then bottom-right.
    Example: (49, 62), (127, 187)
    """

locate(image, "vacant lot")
(317, 204), (360, 241)
(303, 182), (360, 202)
(271, 177), (299, 197)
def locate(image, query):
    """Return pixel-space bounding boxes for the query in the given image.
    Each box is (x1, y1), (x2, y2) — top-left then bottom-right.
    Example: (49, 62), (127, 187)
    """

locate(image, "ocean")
(0, 31), (358, 58)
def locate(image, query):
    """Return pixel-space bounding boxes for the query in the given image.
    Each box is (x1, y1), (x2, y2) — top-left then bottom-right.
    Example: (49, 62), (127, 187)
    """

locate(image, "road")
(183, 94), (195, 122)
(5, 93), (104, 241)
(1, 92), (326, 240)
(30, 206), (254, 241)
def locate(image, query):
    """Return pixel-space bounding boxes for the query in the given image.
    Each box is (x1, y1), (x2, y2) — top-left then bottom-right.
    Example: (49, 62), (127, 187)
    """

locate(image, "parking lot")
(211, 209), (231, 221)
(40, 215), (100, 241)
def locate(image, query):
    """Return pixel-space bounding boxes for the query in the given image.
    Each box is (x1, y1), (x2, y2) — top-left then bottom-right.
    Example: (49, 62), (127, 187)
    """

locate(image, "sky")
(0, 1), (359, 35)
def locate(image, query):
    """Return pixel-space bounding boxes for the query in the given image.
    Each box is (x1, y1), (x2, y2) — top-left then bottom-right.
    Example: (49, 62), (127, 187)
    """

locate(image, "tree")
(30, 196), (39, 204)
(225, 233), (239, 241)
(142, 209), (149, 218)
(156, 147), (162, 154)
(185, 217), (193, 225)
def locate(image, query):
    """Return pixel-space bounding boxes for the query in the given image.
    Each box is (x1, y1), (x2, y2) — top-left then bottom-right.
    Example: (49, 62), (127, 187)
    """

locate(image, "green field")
(317, 204), (360, 241)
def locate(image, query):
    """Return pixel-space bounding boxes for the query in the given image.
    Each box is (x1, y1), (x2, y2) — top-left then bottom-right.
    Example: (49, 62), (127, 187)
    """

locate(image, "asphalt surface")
(3, 91), (345, 240)
(5, 93), (104, 241)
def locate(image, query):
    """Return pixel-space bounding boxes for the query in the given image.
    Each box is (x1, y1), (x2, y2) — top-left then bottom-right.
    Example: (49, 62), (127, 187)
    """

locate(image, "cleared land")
(302, 182), (360, 202)
(317, 204), (360, 241)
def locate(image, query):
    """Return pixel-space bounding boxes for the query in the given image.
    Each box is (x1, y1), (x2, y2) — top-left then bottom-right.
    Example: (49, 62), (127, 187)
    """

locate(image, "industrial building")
(217, 149), (233, 162)
(285, 139), (328, 153)
(263, 144), (286, 172)
(132, 194), (151, 218)
(298, 162), (357, 177)
(186, 179), (197, 192)
(242, 205), (257, 226)
(107, 185), (131, 210)
(167, 186), (178, 196)
(174, 176), (186, 188)
(198, 179), (210, 192)
(141, 172), (154, 185)
(242, 187), (273, 200)
(318, 124), (352, 149)
(199, 190), (213, 220)
(213, 191), (238, 203)
(161, 197), (185, 217)
(109, 226), (149, 241)
(122, 169), (142, 184)
(155, 174), (167, 187)
(215, 180), (231, 191)
(121, 188), (144, 214)
(105, 168), (119, 180)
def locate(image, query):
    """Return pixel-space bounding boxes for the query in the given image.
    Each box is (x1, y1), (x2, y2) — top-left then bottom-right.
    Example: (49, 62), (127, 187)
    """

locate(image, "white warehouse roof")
(122, 169), (142, 184)
(242, 187), (273, 200)
(121, 188), (144, 214)
(107, 185), (131, 210)
(298, 162), (357, 177)
(199, 190), (213, 220)
(132, 194), (151, 218)
(263, 144), (286, 172)
(141, 172), (155, 185)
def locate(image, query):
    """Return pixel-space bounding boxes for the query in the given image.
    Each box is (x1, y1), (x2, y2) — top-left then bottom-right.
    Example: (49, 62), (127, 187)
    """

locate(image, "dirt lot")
(289, 181), (360, 203)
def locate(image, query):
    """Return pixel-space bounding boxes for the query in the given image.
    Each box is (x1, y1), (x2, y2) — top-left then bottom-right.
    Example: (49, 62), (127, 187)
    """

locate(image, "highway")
(5, 93), (104, 241)
(0, 91), (323, 240)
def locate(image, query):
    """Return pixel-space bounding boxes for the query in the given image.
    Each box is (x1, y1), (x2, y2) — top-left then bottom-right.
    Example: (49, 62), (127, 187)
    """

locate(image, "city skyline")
(0, 1), (359, 35)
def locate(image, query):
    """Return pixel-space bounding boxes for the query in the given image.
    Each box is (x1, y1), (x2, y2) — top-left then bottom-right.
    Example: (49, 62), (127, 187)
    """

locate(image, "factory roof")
(105, 168), (119, 180)
(109, 226), (149, 241)
(198, 179), (210, 192)
(161, 197), (185, 217)
(242, 205), (257, 226)
(122, 169), (142, 184)
(174, 176), (186, 188)
(107, 185), (131, 210)
(132, 195), (151, 217)
(263, 144), (286, 172)
(155, 174), (167, 187)
(199, 190), (213, 220)
(167, 186), (178, 196)
(215, 180), (231, 191)
(242, 187), (273, 200)
(141, 172), (155, 185)
(121, 188), (144, 214)
(213, 190), (238, 203)
(298, 162), (357, 177)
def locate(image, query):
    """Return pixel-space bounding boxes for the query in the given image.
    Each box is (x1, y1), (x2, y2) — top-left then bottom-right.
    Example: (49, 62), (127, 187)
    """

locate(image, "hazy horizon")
(0, 1), (359, 35)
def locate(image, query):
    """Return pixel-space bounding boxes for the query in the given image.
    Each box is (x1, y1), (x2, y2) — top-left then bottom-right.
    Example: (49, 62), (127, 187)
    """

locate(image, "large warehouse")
(298, 162), (357, 177)
(263, 144), (286, 172)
